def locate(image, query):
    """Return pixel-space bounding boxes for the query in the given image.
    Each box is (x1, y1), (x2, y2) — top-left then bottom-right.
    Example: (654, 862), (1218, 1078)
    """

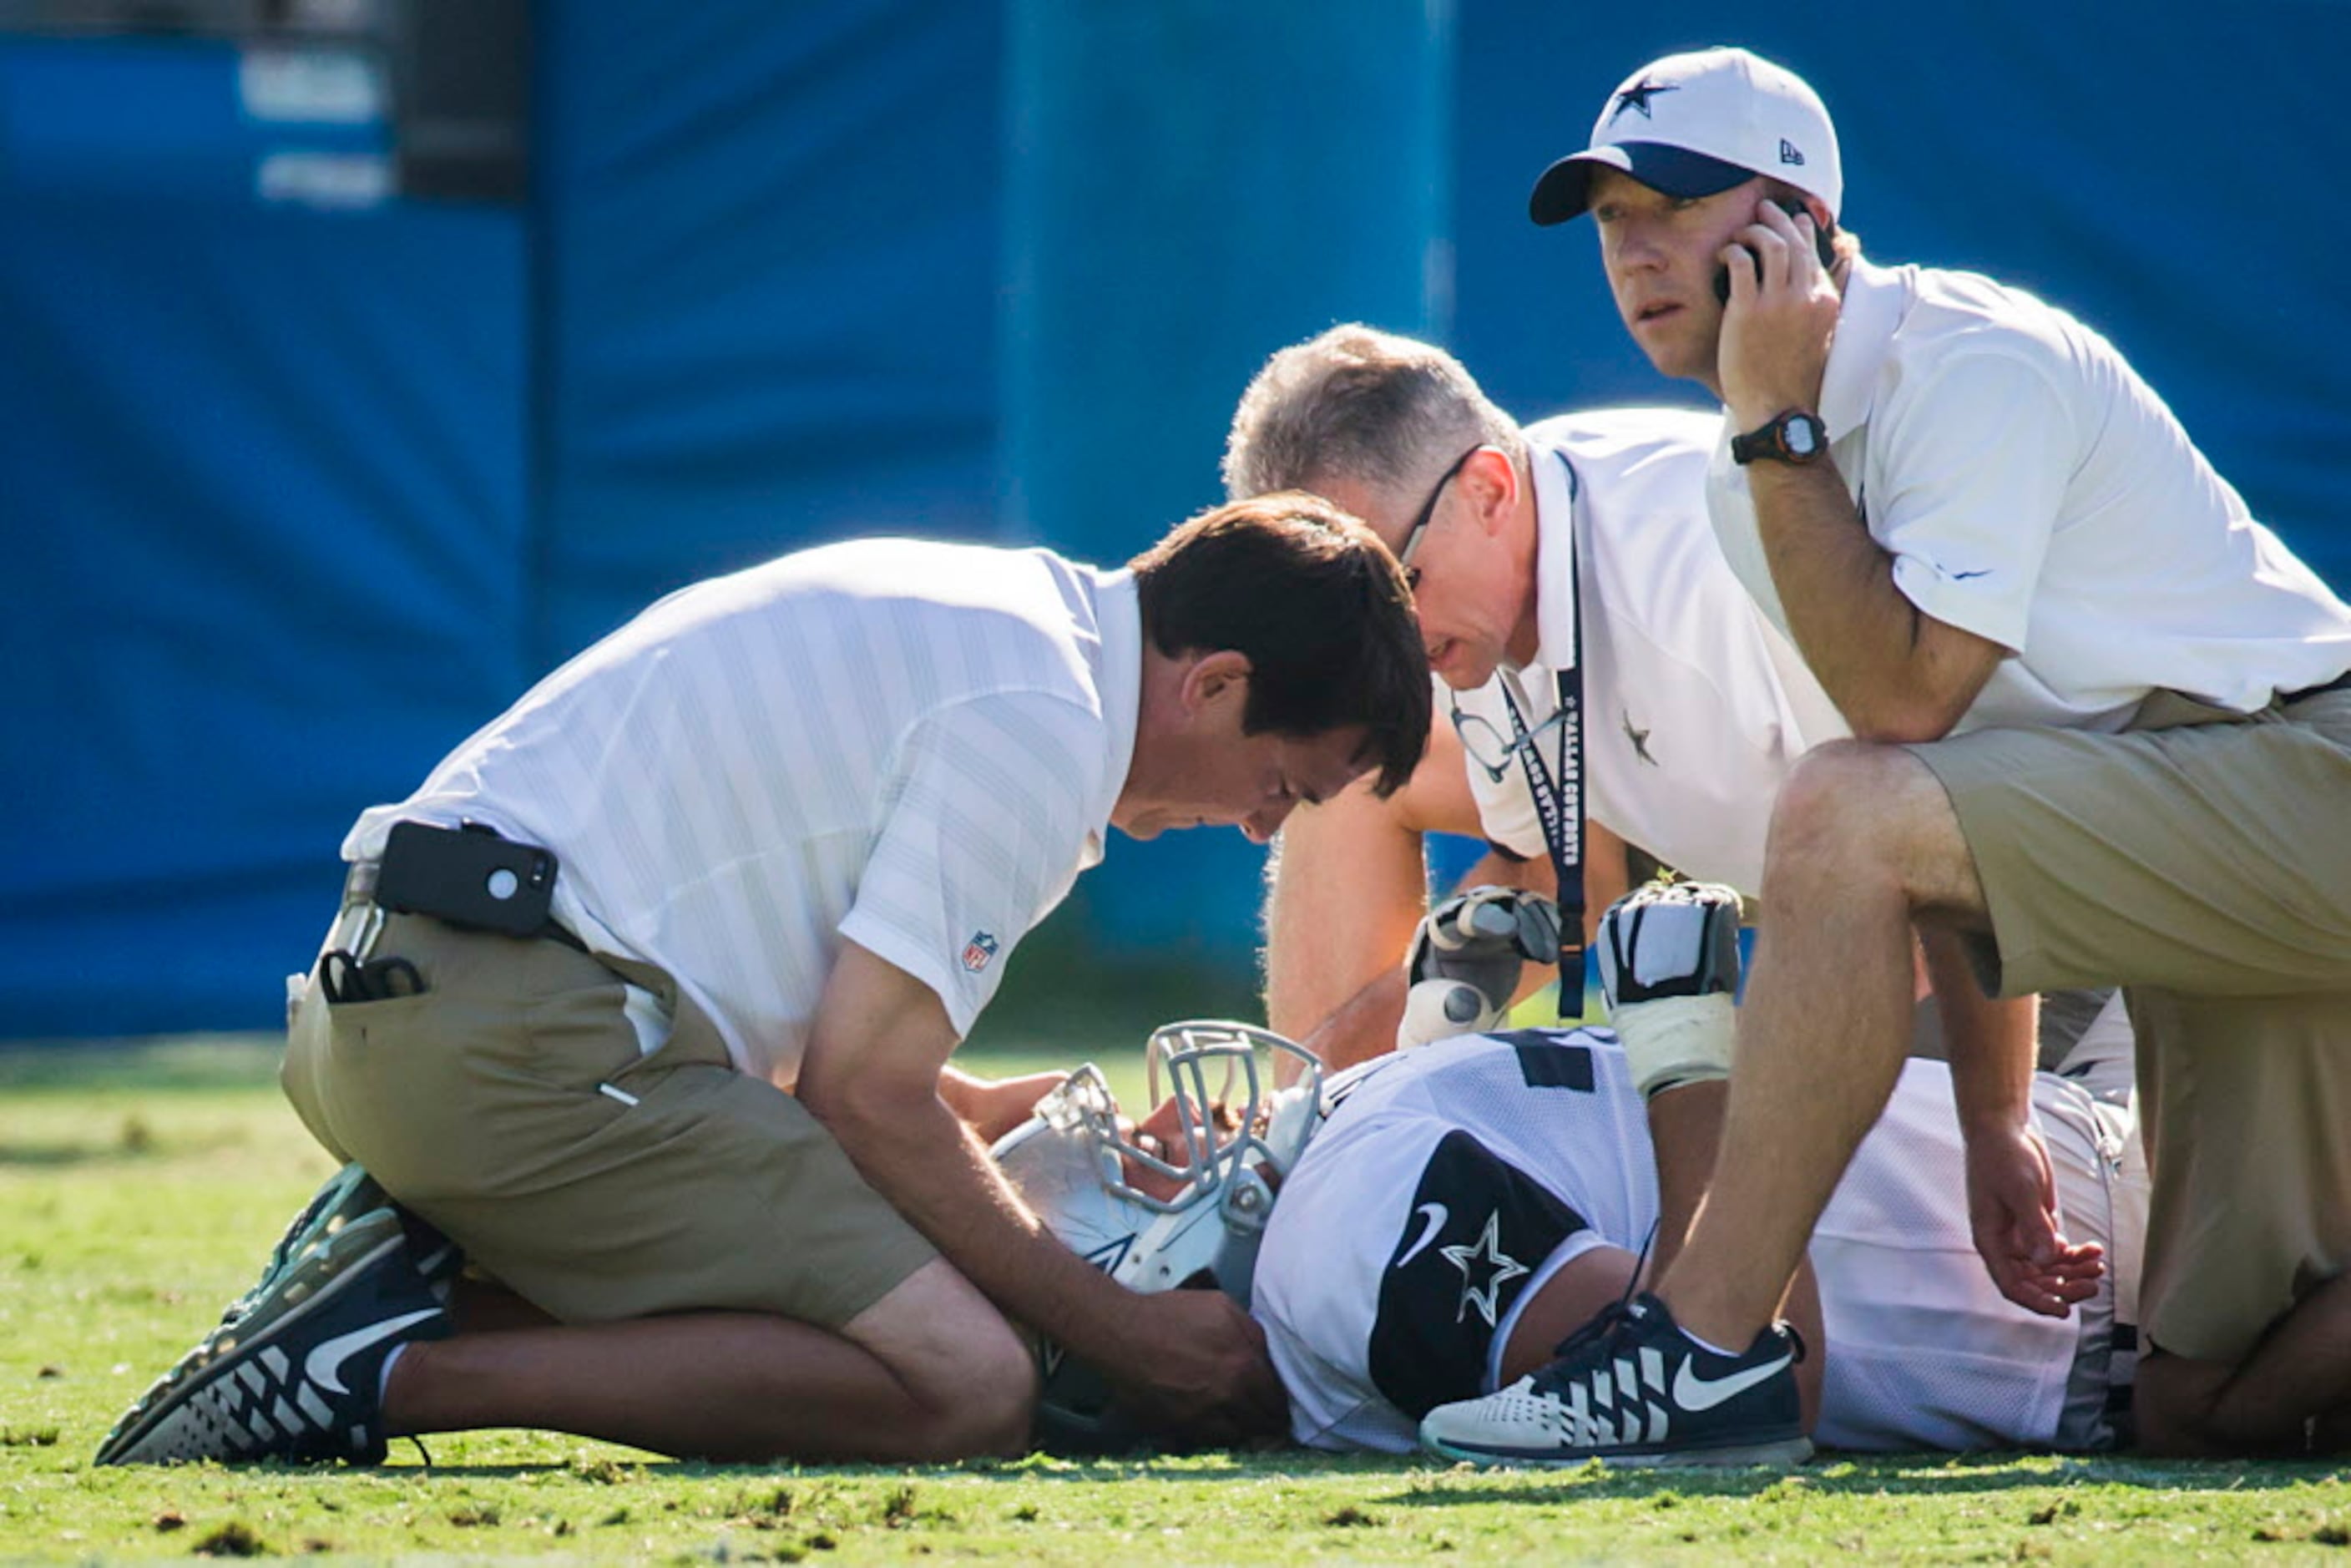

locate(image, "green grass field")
(7, 1036), (2351, 1565)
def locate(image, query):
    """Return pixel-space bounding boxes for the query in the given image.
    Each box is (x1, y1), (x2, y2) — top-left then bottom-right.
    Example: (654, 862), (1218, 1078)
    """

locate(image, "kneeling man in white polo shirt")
(1423, 44), (2351, 1465)
(96, 496), (1430, 1468)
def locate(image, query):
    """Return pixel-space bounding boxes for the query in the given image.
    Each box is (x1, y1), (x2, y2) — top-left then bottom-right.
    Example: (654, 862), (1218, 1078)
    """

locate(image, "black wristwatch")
(1731, 408), (1828, 466)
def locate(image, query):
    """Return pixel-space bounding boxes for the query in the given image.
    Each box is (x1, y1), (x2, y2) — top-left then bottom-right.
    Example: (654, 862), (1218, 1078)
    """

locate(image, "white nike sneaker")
(94, 1206), (450, 1465)
(1419, 1292), (1811, 1468)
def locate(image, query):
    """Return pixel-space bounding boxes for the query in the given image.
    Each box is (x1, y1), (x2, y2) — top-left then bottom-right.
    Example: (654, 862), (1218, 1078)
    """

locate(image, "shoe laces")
(1529, 1299), (1641, 1397)
(1528, 1216), (1664, 1397)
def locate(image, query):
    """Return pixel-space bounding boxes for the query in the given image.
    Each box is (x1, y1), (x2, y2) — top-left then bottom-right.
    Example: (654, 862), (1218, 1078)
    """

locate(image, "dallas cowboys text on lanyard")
(1508, 450), (1584, 1012)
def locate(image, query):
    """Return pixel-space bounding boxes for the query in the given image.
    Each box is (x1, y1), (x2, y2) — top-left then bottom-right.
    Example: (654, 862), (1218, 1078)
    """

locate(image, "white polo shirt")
(1454, 409), (1849, 898)
(1707, 258), (2351, 731)
(346, 539), (1140, 1086)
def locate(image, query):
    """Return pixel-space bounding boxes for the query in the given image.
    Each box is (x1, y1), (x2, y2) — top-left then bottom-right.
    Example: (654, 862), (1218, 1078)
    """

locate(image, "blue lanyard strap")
(1501, 449), (1585, 1016)
(1494, 668), (1584, 1014)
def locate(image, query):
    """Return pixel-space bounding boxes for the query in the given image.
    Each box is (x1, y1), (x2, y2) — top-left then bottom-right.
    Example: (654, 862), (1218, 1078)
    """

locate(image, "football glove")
(1595, 878), (1743, 1097)
(1395, 886), (1563, 1050)
(1397, 978), (1497, 1051)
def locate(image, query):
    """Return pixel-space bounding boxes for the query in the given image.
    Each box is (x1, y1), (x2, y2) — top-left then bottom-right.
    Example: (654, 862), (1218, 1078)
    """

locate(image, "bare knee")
(1767, 743), (1901, 882)
(1765, 741), (1975, 913)
(917, 1317), (1036, 1459)
(848, 1259), (1038, 1459)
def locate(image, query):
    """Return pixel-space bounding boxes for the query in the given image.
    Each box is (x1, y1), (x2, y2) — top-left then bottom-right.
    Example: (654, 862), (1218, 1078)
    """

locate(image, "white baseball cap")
(1529, 47), (1843, 225)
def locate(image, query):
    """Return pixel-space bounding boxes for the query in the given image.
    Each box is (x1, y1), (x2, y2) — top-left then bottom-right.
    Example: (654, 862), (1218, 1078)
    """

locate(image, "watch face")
(1784, 416), (1820, 457)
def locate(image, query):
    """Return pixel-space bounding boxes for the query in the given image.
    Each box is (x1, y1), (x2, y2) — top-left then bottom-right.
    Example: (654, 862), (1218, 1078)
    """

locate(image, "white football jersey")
(1253, 1031), (2133, 1453)
(1454, 410), (1849, 898)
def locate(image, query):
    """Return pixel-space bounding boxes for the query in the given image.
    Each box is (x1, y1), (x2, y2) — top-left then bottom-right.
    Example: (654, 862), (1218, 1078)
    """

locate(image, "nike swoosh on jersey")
(1395, 1202), (1449, 1268)
(1669, 1349), (1792, 1413)
(306, 1309), (442, 1396)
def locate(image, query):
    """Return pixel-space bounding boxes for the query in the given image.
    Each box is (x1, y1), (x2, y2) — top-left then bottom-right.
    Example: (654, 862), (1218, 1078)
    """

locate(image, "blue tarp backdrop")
(2, 2), (2344, 1038)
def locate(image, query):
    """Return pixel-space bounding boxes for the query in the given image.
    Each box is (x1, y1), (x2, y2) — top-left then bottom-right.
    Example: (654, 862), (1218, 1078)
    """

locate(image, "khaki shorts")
(1911, 689), (2351, 1001)
(2128, 987), (2351, 1363)
(1912, 687), (2351, 1366)
(281, 906), (936, 1329)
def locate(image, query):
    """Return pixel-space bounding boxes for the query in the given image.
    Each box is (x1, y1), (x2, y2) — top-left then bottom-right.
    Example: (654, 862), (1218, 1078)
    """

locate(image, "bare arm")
(1716, 203), (2002, 742)
(796, 940), (1286, 1441)
(1261, 778), (1432, 1047)
(936, 1064), (1069, 1144)
(1265, 699), (1634, 1071)
(1924, 928), (2037, 1139)
(1266, 718), (1483, 1072)
(1922, 928), (2102, 1318)
(1744, 463), (2004, 741)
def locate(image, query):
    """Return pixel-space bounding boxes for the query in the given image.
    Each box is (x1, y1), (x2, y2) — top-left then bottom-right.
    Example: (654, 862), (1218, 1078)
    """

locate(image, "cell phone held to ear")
(1714, 197), (1836, 306)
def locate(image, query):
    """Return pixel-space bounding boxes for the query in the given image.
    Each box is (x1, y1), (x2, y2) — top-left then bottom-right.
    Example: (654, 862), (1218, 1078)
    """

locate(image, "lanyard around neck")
(1499, 450), (1585, 1016)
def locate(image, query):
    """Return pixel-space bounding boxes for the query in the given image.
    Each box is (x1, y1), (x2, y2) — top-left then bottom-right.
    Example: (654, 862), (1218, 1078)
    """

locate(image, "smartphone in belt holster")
(373, 821), (559, 938)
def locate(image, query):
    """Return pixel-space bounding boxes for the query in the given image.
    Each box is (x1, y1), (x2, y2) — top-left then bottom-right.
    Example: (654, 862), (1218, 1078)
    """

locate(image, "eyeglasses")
(1449, 677), (1574, 785)
(1395, 446), (1481, 591)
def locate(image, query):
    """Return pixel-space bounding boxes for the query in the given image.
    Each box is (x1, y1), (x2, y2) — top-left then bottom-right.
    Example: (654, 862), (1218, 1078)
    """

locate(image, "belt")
(340, 859), (591, 955)
(2280, 668), (2351, 706)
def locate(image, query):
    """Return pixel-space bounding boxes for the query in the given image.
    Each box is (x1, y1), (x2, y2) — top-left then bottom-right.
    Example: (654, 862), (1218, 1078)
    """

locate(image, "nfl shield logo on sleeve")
(961, 932), (999, 974)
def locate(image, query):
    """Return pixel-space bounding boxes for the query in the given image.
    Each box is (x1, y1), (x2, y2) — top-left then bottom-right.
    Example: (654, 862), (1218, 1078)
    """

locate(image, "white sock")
(1679, 1326), (1739, 1358)
(377, 1343), (411, 1409)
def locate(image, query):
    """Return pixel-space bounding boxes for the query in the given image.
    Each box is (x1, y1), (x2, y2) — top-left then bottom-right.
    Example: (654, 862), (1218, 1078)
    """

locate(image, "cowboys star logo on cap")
(1529, 46), (1843, 228)
(1608, 77), (1679, 121)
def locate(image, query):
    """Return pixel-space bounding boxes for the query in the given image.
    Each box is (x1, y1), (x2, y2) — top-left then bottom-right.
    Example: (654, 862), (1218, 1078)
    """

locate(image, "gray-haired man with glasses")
(1222, 324), (1849, 1074)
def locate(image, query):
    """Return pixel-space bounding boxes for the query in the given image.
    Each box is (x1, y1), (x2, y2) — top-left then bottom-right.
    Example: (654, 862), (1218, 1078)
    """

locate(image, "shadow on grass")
(1374, 1450), (2351, 1507)
(372, 1448), (2351, 1502)
(385, 1450), (1406, 1485)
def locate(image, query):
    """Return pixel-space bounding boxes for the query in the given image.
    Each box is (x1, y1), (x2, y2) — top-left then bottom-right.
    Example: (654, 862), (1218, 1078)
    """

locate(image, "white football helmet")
(988, 1019), (1323, 1453)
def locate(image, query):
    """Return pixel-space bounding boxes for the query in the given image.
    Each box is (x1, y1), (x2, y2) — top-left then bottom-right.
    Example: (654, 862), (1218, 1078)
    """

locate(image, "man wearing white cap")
(1419, 46), (2351, 1464)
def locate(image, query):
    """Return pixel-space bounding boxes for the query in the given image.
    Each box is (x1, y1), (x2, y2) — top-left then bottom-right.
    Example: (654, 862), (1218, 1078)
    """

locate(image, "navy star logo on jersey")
(1439, 1211), (1529, 1325)
(1610, 78), (1679, 122)
(1622, 710), (1656, 766)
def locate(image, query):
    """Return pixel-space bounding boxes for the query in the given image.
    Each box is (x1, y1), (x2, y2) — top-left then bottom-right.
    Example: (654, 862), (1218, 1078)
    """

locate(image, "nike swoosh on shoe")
(1669, 1351), (1792, 1413)
(306, 1309), (443, 1396)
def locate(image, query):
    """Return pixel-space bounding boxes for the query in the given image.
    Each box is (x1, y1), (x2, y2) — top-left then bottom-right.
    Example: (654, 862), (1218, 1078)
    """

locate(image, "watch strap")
(1732, 408), (1823, 466)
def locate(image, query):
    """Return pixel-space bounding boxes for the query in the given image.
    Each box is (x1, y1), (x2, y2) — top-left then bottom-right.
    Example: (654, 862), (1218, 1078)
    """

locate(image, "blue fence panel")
(530, 0), (1005, 665)
(1454, 0), (2351, 589)
(3, 3), (2344, 1038)
(0, 188), (527, 1035)
(1001, 0), (1453, 959)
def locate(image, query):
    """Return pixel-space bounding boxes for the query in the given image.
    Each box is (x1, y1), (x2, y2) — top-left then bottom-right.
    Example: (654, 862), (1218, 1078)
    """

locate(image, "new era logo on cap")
(1529, 47), (1843, 226)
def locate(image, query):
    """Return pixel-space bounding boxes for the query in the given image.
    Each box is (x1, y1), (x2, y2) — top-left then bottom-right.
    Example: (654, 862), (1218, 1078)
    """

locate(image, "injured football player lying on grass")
(994, 885), (2146, 1463)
